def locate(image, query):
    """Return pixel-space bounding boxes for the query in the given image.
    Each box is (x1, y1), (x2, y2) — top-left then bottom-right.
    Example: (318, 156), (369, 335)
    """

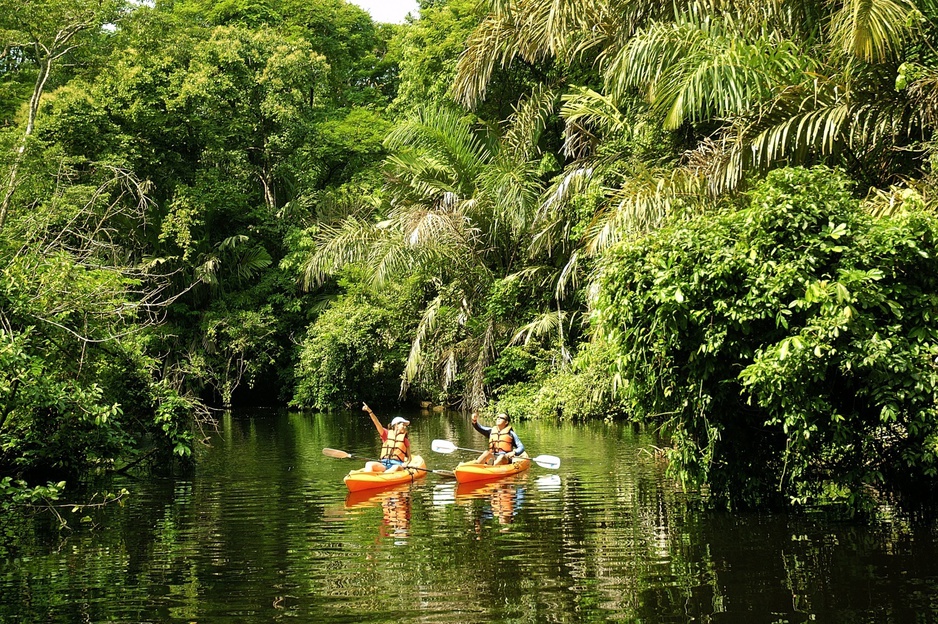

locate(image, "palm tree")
(303, 103), (550, 409)
(454, 0), (932, 254)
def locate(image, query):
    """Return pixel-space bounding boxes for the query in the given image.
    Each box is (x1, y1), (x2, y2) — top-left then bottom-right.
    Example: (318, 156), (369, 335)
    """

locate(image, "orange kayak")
(453, 455), (531, 484)
(343, 455), (427, 492)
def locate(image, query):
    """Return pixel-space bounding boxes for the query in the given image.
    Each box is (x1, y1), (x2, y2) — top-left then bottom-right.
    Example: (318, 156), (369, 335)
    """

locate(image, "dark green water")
(1, 409), (938, 623)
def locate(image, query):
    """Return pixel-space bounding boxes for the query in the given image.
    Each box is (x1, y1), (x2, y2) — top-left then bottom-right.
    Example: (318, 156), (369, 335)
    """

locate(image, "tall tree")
(0, 0), (125, 228)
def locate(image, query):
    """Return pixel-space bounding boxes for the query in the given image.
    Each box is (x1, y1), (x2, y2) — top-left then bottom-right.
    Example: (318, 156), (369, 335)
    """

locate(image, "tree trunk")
(0, 53), (53, 230)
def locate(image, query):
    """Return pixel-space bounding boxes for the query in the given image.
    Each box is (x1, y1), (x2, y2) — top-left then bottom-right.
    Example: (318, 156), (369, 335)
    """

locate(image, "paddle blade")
(322, 448), (353, 459)
(431, 439), (457, 454)
(433, 469), (456, 478)
(533, 454), (561, 469)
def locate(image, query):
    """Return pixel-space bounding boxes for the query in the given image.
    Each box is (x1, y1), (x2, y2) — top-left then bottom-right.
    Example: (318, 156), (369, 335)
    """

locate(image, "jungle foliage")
(591, 167), (938, 509)
(4, 0), (938, 512)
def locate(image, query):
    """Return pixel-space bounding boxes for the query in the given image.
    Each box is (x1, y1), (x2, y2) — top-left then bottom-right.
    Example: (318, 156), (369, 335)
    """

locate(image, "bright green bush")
(485, 345), (620, 421)
(490, 368), (615, 422)
(291, 271), (422, 410)
(591, 166), (938, 510)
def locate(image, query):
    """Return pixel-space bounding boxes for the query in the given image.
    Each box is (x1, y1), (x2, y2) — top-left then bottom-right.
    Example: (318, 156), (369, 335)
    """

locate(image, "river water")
(1, 409), (937, 623)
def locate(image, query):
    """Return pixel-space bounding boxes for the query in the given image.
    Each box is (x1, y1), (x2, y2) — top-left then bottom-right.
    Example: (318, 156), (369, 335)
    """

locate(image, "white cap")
(389, 416), (410, 427)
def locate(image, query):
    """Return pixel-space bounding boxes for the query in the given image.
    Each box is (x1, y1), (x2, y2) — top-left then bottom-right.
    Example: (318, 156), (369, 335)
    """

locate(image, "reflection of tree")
(5, 413), (938, 622)
(507, 424), (725, 621)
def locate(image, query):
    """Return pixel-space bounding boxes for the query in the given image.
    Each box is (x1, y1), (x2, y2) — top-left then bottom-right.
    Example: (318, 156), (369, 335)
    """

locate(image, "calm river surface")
(2, 408), (938, 623)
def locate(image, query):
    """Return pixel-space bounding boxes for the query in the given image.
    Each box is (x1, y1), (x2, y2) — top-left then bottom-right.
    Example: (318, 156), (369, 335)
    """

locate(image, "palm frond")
(478, 157), (543, 239)
(863, 182), (929, 216)
(829, 0), (919, 62)
(486, 0), (512, 16)
(906, 66), (938, 129)
(710, 0), (825, 40)
(440, 346), (459, 394)
(369, 233), (440, 288)
(528, 166), (598, 268)
(452, 0), (614, 109)
(608, 18), (811, 129)
(384, 152), (461, 208)
(511, 309), (569, 345)
(385, 105), (494, 194)
(196, 256), (220, 286)
(583, 0), (679, 66)
(218, 234), (250, 250)
(538, 166), (598, 222)
(555, 248), (582, 299)
(400, 203), (466, 247)
(301, 217), (381, 289)
(712, 77), (920, 192)
(401, 295), (444, 395)
(585, 167), (710, 252)
(452, 14), (521, 109)
(560, 87), (630, 159)
(234, 245), (272, 281)
(458, 319), (497, 410)
(503, 84), (559, 160)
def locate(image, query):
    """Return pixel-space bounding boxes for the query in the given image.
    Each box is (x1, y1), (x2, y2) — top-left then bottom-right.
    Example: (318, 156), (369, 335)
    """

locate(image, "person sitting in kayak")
(363, 403), (410, 473)
(471, 411), (525, 465)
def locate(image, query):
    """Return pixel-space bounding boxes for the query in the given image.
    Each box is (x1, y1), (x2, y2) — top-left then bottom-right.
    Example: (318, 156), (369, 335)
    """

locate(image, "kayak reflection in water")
(471, 411), (525, 465)
(486, 482), (524, 525)
(346, 486), (411, 544)
(380, 489), (411, 539)
(457, 480), (525, 527)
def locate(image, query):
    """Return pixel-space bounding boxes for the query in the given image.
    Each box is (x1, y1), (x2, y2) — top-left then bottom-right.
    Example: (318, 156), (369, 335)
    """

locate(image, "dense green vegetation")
(3, 0), (938, 511)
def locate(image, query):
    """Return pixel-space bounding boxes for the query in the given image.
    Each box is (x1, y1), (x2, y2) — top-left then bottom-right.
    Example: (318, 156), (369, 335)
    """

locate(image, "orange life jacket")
(488, 425), (515, 453)
(381, 428), (409, 462)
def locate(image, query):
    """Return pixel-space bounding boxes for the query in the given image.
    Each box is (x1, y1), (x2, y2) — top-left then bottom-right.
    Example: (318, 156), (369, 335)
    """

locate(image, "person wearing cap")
(363, 402), (411, 473)
(471, 411), (525, 466)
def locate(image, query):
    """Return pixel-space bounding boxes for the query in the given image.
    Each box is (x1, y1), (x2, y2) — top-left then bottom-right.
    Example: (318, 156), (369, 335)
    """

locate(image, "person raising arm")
(472, 411), (525, 466)
(363, 402), (411, 473)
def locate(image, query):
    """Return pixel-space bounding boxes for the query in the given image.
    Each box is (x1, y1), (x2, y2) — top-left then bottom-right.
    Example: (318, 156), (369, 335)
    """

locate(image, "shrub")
(291, 271), (421, 410)
(591, 166), (938, 510)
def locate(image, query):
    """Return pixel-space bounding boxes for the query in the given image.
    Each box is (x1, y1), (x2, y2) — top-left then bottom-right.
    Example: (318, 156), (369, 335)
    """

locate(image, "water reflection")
(0, 410), (937, 624)
(345, 484), (412, 542)
(455, 479), (525, 526)
(431, 474), (560, 528)
(534, 473), (562, 492)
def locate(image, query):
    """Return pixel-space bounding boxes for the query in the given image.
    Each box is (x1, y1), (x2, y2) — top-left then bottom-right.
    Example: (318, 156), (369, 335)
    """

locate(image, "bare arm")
(362, 403), (384, 433)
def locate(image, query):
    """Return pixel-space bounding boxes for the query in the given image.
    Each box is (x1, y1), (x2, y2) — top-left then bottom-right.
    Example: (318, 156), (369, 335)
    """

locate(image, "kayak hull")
(344, 455), (427, 492)
(454, 456), (531, 484)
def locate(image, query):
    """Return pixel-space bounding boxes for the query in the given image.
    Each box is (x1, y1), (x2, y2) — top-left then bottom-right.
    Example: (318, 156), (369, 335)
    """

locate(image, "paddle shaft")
(322, 448), (455, 478)
(444, 444), (487, 454)
(438, 443), (531, 464)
